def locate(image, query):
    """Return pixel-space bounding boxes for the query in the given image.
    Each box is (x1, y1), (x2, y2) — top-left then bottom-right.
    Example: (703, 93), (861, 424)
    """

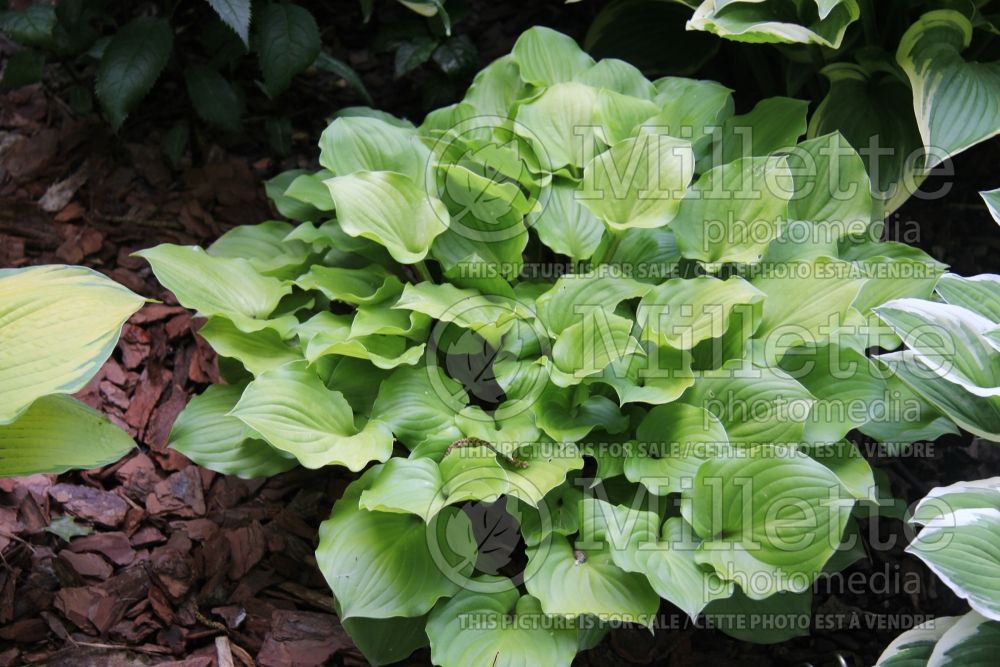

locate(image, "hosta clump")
(141, 26), (959, 665)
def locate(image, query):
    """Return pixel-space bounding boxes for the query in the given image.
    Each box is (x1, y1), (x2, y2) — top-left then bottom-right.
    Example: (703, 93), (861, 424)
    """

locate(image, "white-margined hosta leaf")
(687, 0), (860, 49)
(0, 265), (145, 424)
(325, 171), (450, 265)
(874, 616), (960, 666)
(230, 361), (393, 470)
(935, 273), (1000, 323)
(898, 10), (1000, 167)
(168, 385), (296, 479)
(908, 478), (1000, 621)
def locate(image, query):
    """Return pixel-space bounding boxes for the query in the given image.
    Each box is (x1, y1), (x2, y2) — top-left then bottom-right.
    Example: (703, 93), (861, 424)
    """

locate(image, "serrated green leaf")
(205, 0), (251, 46)
(253, 3), (320, 96)
(184, 64), (243, 132)
(95, 17), (173, 130)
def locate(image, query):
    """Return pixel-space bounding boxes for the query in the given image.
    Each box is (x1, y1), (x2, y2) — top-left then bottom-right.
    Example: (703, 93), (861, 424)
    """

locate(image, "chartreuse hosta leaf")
(296, 312), (425, 369)
(511, 26), (595, 87)
(898, 10), (1000, 166)
(325, 171), (449, 265)
(198, 317), (301, 375)
(394, 281), (529, 347)
(514, 82), (602, 174)
(295, 264), (404, 305)
(535, 273), (651, 336)
(703, 586), (813, 644)
(230, 362), (393, 470)
(135, 245), (291, 332)
(681, 360), (816, 448)
(0, 265), (145, 424)
(625, 402), (728, 495)
(673, 155), (793, 266)
(579, 499), (733, 619)
(637, 276), (763, 350)
(529, 183), (605, 261)
(689, 444), (853, 599)
(650, 77), (734, 161)
(907, 478), (1000, 622)
(318, 115), (430, 184)
(317, 467), (478, 620)
(712, 96), (809, 167)
(0, 395), (136, 477)
(426, 578), (578, 667)
(168, 385), (296, 479)
(580, 129), (694, 231)
(687, 0), (860, 49)
(370, 365), (467, 448)
(208, 221), (315, 278)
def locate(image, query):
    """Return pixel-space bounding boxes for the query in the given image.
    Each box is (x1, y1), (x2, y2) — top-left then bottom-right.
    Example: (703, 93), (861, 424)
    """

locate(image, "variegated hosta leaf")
(927, 612), (1000, 666)
(580, 129), (694, 231)
(426, 579), (578, 667)
(689, 444), (854, 599)
(316, 467), (479, 619)
(511, 26), (595, 87)
(876, 299), (1000, 398)
(326, 171), (449, 265)
(898, 10), (1000, 167)
(687, 0), (860, 49)
(0, 395), (136, 477)
(875, 616), (960, 667)
(135, 244), (291, 331)
(579, 499), (734, 619)
(168, 385), (296, 479)
(935, 273), (1000, 323)
(673, 155), (793, 266)
(230, 361), (393, 470)
(0, 265), (145, 424)
(809, 61), (924, 215)
(983, 188), (1000, 223)
(908, 478), (1000, 621)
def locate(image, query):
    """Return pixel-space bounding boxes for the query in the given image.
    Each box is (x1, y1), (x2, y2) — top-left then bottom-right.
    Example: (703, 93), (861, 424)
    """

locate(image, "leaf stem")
(414, 260), (434, 283)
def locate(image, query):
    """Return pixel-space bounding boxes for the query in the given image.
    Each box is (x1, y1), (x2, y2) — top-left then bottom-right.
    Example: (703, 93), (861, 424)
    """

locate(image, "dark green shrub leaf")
(184, 64), (244, 132)
(253, 2), (320, 96)
(205, 0), (252, 46)
(95, 17), (173, 130)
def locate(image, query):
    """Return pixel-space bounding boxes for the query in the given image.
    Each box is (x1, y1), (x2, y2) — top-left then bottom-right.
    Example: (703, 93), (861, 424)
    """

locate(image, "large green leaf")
(649, 77), (734, 161)
(511, 26), (595, 87)
(703, 586), (812, 644)
(426, 580), (578, 667)
(168, 385), (296, 479)
(0, 395), (135, 477)
(0, 265), (144, 424)
(935, 273), (1000, 323)
(318, 116), (430, 184)
(393, 281), (527, 347)
(230, 362), (393, 470)
(898, 10), (1000, 167)
(253, 3), (320, 96)
(673, 155), (793, 265)
(713, 96), (809, 166)
(316, 468), (478, 619)
(95, 17), (173, 129)
(370, 365), (467, 447)
(580, 130), (694, 231)
(0, 4), (56, 47)
(514, 82), (601, 173)
(536, 273), (651, 335)
(135, 245), (290, 329)
(198, 317), (301, 375)
(625, 402), (728, 496)
(690, 444), (853, 598)
(184, 65), (243, 133)
(525, 533), (659, 624)
(326, 171), (449, 264)
(530, 182), (606, 261)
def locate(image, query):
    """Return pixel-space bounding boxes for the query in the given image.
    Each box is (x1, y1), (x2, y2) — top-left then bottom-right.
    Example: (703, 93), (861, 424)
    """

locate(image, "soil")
(1, 1), (998, 665)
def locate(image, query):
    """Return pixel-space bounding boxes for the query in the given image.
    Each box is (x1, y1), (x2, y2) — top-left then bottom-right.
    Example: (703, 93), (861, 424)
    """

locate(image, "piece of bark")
(57, 551), (113, 580)
(146, 467), (206, 518)
(48, 484), (128, 527)
(257, 610), (351, 667)
(67, 532), (135, 566)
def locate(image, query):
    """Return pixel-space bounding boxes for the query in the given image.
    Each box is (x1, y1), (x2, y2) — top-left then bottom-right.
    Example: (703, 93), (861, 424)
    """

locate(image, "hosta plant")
(0, 265), (143, 476)
(590, 0), (1000, 214)
(142, 26), (964, 665)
